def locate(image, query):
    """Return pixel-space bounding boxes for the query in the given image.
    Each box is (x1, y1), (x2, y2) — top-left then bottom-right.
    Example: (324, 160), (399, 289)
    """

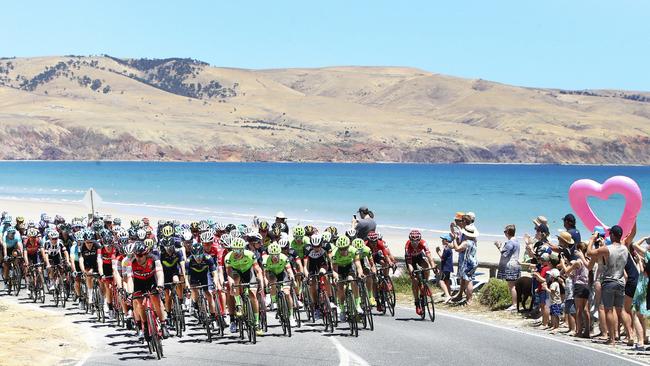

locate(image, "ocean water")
(0, 162), (648, 238)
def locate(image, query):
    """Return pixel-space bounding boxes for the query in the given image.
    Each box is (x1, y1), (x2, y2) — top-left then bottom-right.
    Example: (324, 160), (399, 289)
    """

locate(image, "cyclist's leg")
(267, 273), (277, 304)
(206, 289), (217, 316)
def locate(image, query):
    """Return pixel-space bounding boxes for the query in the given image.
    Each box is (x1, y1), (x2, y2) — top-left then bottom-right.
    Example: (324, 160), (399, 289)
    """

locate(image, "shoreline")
(0, 160), (647, 167)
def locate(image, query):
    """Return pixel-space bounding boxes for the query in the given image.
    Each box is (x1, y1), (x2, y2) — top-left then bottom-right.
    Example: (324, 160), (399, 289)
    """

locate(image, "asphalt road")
(2, 289), (646, 366)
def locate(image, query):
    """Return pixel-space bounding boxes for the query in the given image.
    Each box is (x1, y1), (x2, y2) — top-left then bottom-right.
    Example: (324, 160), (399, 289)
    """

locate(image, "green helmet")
(267, 242), (281, 255)
(335, 236), (350, 248)
(322, 231), (332, 243)
(293, 226), (305, 237)
(231, 237), (246, 250)
(352, 238), (365, 250)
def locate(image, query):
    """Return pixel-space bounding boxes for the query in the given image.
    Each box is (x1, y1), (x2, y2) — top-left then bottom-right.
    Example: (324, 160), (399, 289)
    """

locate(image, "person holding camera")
(352, 206), (376, 241)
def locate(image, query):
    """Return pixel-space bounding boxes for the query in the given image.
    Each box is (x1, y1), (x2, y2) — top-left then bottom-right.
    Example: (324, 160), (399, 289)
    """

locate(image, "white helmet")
(220, 234), (233, 248)
(181, 229), (193, 241)
(278, 237), (290, 248)
(48, 230), (60, 239)
(310, 234), (323, 247)
(200, 231), (214, 243)
(136, 229), (147, 240)
(275, 211), (287, 219)
(346, 228), (357, 238)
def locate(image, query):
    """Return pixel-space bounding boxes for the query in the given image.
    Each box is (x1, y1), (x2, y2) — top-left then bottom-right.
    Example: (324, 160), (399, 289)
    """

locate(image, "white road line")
(396, 306), (647, 366)
(330, 337), (370, 366)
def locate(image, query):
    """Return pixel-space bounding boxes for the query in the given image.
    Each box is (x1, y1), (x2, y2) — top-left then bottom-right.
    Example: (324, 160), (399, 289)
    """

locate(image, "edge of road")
(396, 305), (649, 366)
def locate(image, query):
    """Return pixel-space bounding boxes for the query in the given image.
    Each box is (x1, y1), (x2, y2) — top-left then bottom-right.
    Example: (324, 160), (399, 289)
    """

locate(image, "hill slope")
(0, 55), (649, 163)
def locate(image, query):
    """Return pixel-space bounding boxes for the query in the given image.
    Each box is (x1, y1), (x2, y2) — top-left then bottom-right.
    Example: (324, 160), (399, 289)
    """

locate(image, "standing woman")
(631, 236), (650, 350)
(562, 241), (591, 338)
(451, 224), (478, 305)
(495, 224), (520, 311)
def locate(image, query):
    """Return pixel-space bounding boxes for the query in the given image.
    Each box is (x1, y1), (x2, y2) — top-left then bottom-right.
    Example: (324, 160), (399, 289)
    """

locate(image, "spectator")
(352, 206), (376, 240)
(562, 241), (591, 338)
(495, 224), (520, 311)
(632, 236), (650, 350)
(274, 211), (289, 234)
(533, 252), (552, 328)
(524, 220), (551, 314)
(587, 225), (629, 346)
(435, 233), (454, 303)
(451, 224), (478, 305)
(562, 213), (581, 253)
(548, 268), (562, 333)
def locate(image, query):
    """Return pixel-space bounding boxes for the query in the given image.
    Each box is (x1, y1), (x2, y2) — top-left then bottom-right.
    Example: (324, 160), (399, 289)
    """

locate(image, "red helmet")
(409, 229), (421, 241)
(367, 231), (378, 242)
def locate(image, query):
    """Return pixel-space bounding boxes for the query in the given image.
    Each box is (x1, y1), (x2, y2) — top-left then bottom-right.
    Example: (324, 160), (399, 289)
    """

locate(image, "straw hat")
(532, 215), (548, 227)
(461, 224), (479, 238)
(557, 231), (575, 245)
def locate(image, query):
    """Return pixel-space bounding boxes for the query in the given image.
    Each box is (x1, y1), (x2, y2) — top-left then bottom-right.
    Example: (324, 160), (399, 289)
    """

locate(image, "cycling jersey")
(331, 247), (359, 267)
(98, 246), (115, 278)
(160, 248), (183, 272)
(80, 242), (101, 271)
(185, 255), (216, 287)
(290, 237), (309, 258)
(404, 240), (430, 262)
(3, 232), (21, 250)
(69, 242), (80, 263)
(43, 239), (66, 258)
(262, 253), (289, 276)
(356, 245), (371, 260)
(127, 253), (162, 294)
(224, 250), (256, 273)
(24, 237), (41, 255)
(367, 239), (390, 258)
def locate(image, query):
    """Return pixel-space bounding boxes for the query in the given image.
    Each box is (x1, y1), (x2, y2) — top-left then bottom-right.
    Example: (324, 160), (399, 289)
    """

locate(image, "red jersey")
(404, 239), (430, 261)
(24, 237), (41, 255)
(367, 239), (390, 257)
(129, 254), (158, 281)
(203, 243), (226, 266)
(98, 246), (115, 265)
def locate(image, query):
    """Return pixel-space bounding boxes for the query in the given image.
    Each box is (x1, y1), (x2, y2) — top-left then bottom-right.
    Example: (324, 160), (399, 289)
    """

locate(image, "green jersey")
(291, 237), (310, 258)
(331, 247), (358, 267)
(356, 245), (371, 260)
(225, 250), (256, 273)
(262, 253), (289, 275)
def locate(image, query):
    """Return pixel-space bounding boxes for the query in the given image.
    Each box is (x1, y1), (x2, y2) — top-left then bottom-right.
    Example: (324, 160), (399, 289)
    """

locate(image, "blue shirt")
(3, 232), (22, 249)
(441, 247), (453, 272)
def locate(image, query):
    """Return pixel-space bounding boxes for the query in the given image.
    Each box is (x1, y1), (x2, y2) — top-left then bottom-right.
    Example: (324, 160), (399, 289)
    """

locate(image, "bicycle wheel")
(346, 289), (358, 337)
(385, 277), (396, 316)
(147, 308), (162, 360)
(38, 272), (46, 304)
(424, 283), (435, 322)
(301, 281), (313, 322)
(13, 265), (22, 296)
(173, 293), (183, 338)
(245, 297), (256, 344)
(257, 292), (268, 333)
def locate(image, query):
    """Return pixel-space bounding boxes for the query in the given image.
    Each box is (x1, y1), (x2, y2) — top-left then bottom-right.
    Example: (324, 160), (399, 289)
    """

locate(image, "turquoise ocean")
(0, 162), (648, 239)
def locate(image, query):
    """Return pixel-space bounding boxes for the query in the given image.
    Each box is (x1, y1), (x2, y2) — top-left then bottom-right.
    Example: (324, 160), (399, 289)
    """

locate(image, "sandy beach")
(0, 198), (512, 265)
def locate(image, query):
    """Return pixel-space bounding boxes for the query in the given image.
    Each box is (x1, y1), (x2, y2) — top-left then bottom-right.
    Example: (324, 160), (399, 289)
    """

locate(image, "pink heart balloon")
(568, 176), (642, 237)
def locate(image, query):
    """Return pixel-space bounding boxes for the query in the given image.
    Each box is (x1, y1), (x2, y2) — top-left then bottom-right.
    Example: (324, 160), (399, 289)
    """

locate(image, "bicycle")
(27, 263), (46, 304)
(375, 265), (396, 316)
(133, 290), (164, 360)
(337, 278), (359, 337)
(111, 283), (125, 327)
(256, 288), (268, 333)
(270, 280), (294, 337)
(231, 282), (259, 344)
(356, 275), (374, 331)
(51, 264), (69, 308)
(289, 279), (302, 328)
(212, 288), (226, 336)
(190, 284), (215, 341)
(164, 282), (186, 338)
(308, 272), (335, 333)
(5, 255), (24, 296)
(300, 277), (314, 322)
(412, 267), (436, 322)
(90, 273), (105, 322)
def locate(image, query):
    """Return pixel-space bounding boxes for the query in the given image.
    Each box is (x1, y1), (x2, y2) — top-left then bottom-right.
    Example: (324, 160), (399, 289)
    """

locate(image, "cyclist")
(262, 242), (297, 326)
(279, 237), (303, 306)
(79, 229), (101, 309)
(98, 229), (117, 319)
(404, 229), (437, 316)
(43, 230), (70, 291)
(184, 242), (219, 323)
(126, 241), (169, 339)
(225, 237), (265, 336)
(331, 236), (364, 322)
(366, 231), (394, 311)
(69, 230), (84, 305)
(2, 227), (23, 291)
(303, 234), (334, 320)
(352, 238), (377, 307)
(23, 227), (50, 291)
(160, 237), (186, 324)
(258, 221), (271, 246)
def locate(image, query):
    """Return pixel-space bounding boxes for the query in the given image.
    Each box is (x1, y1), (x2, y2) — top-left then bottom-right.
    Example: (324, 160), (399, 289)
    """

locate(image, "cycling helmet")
(190, 221), (199, 231)
(6, 227), (17, 234)
(270, 226), (282, 239)
(143, 239), (154, 252)
(231, 237), (247, 250)
(200, 231), (214, 243)
(215, 222), (226, 231)
(278, 237), (290, 248)
(293, 226), (305, 238)
(74, 230), (84, 242)
(206, 219), (215, 228)
(27, 227), (38, 237)
(100, 229), (113, 244)
(161, 225), (174, 238)
(258, 221), (269, 231)
(220, 234), (233, 248)
(174, 226), (183, 236)
(15, 216), (24, 223)
(71, 220), (84, 229)
(247, 232), (263, 242)
(42, 214), (51, 222)
(181, 229), (193, 241)
(191, 242), (204, 257)
(367, 231), (379, 242)
(113, 217), (122, 226)
(243, 226), (255, 236)
(409, 229), (422, 241)
(46, 229), (60, 240)
(181, 223), (190, 230)
(322, 231), (332, 243)
(336, 236), (351, 249)
(230, 229), (241, 238)
(136, 229), (147, 240)
(117, 228), (129, 241)
(304, 225), (315, 236)
(134, 241), (148, 256)
(2, 216), (12, 224)
(225, 224), (236, 232)
(237, 224), (248, 234)
(345, 228), (356, 239)
(128, 227), (138, 240)
(130, 219), (140, 228)
(310, 235), (323, 247)
(160, 237), (175, 249)
(323, 226), (337, 236)
(124, 242), (136, 256)
(83, 229), (96, 241)
(268, 243), (282, 255)
(198, 221), (210, 232)
(352, 238), (365, 250)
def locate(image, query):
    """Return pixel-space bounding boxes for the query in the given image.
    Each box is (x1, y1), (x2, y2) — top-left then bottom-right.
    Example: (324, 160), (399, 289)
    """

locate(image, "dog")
(515, 276), (532, 312)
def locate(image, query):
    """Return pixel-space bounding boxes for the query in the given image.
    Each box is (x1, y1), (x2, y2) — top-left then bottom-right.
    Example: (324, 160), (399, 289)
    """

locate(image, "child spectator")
(435, 233), (454, 303)
(548, 269), (562, 333)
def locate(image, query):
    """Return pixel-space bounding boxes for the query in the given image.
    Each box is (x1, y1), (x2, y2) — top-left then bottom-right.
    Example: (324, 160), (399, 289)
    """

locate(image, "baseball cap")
(609, 225), (623, 238)
(562, 214), (576, 224)
(440, 233), (453, 242)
